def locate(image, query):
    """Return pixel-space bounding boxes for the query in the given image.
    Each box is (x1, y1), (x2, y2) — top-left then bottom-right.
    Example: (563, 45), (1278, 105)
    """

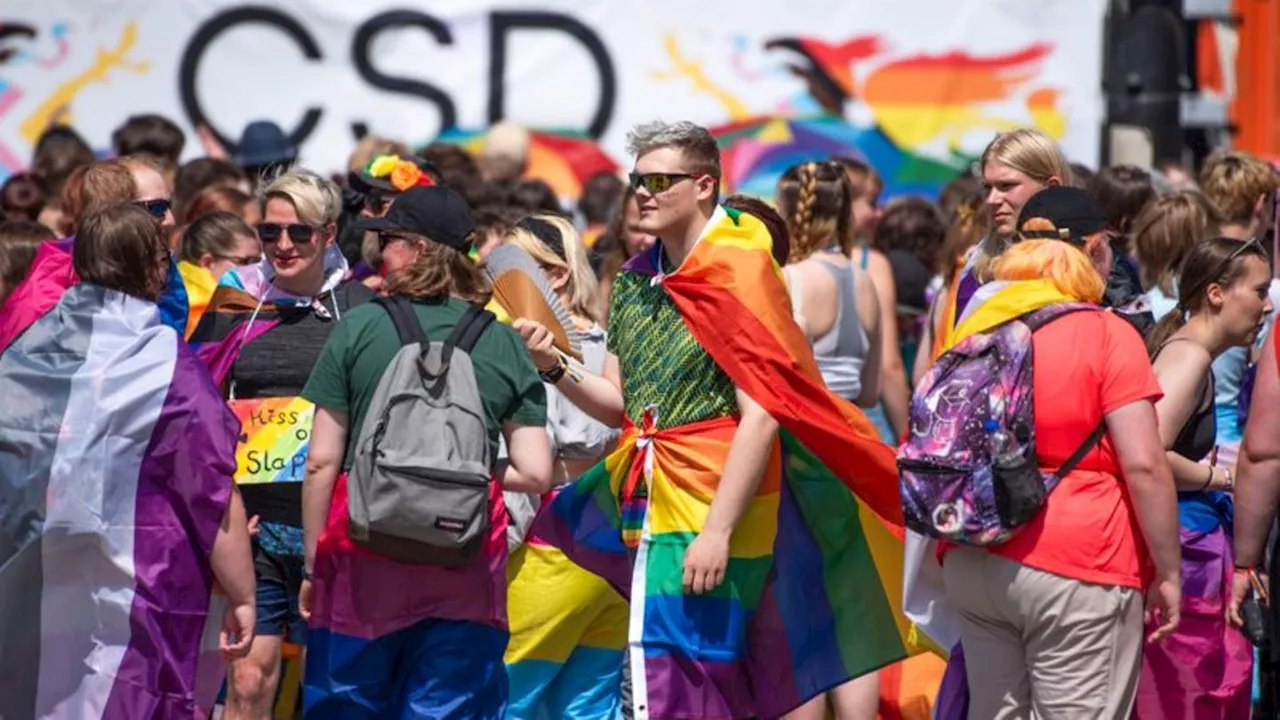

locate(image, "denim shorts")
(253, 538), (307, 645)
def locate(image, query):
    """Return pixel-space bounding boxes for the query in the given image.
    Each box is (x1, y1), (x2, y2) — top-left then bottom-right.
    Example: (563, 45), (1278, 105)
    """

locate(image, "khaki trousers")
(941, 547), (1144, 720)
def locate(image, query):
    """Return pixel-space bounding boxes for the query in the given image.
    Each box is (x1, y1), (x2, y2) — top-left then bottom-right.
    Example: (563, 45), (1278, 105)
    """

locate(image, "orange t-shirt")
(984, 311), (1163, 589)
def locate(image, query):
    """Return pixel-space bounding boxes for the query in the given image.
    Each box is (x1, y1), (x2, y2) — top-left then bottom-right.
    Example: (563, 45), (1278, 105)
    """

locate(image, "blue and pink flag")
(0, 283), (238, 719)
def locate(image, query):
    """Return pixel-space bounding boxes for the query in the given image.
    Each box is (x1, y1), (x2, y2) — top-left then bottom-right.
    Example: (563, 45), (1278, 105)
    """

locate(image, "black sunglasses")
(257, 223), (316, 244)
(134, 198), (171, 220)
(377, 231), (410, 250)
(628, 172), (703, 194)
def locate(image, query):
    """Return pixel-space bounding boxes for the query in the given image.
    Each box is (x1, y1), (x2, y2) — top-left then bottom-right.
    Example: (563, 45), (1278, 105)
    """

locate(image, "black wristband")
(538, 359), (566, 384)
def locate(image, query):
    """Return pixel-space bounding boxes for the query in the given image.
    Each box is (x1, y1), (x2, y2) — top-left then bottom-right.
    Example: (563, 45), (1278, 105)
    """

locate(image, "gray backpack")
(348, 296), (495, 566)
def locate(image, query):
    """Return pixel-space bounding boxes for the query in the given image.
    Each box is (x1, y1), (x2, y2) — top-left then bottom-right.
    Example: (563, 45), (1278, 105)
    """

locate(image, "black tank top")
(1155, 340), (1217, 463)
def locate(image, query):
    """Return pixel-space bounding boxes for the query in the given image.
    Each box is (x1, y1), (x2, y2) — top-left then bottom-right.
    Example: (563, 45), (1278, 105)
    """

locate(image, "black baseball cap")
(1016, 186), (1108, 245)
(356, 186), (475, 252)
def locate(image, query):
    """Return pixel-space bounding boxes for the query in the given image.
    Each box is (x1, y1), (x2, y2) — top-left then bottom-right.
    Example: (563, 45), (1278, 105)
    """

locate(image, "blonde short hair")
(1199, 150), (1279, 225)
(258, 168), (341, 227)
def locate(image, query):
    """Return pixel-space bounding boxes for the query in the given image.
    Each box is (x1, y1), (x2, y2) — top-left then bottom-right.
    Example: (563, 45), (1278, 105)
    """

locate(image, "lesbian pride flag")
(0, 284), (238, 719)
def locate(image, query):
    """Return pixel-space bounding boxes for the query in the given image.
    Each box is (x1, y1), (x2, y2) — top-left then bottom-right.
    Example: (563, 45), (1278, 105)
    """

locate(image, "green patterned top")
(606, 258), (738, 430)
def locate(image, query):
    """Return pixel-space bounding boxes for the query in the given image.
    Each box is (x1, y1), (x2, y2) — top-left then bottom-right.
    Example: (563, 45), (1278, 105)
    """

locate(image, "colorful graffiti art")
(655, 32), (1066, 201)
(0, 20), (148, 178)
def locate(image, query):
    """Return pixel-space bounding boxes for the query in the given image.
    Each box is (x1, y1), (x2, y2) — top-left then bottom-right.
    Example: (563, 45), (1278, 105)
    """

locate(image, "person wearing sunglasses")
(0, 157), (193, 351)
(189, 168), (374, 720)
(1134, 235), (1271, 717)
(342, 153), (441, 291)
(514, 120), (912, 720)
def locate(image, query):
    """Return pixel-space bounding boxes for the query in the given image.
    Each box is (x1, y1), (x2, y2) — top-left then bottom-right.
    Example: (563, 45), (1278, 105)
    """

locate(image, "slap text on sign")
(228, 396), (315, 484)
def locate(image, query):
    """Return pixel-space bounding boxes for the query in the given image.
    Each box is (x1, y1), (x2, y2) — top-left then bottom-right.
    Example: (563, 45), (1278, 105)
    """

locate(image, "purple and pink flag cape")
(0, 284), (238, 719)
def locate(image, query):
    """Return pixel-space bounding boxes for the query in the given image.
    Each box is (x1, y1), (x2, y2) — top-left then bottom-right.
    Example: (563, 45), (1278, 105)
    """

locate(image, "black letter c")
(179, 7), (324, 151)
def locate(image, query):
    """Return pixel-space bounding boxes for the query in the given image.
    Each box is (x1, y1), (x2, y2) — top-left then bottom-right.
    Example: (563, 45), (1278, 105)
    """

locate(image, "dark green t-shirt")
(301, 296), (548, 470)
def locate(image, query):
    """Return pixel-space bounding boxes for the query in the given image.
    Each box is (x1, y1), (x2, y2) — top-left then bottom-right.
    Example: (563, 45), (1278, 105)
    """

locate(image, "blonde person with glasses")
(188, 169), (376, 719)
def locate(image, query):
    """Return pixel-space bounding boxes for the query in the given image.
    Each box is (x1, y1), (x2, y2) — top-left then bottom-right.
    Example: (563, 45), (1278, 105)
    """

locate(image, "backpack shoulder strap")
(1022, 303), (1097, 333)
(1056, 423), (1106, 478)
(432, 305), (496, 372)
(448, 306), (496, 354)
(375, 295), (429, 348)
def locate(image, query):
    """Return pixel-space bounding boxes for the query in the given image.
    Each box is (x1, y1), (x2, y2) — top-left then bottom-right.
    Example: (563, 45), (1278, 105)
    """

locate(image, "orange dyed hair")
(989, 238), (1104, 303)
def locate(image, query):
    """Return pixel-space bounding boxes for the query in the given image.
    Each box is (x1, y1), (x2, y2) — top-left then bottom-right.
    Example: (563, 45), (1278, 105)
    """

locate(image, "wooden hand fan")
(484, 243), (584, 361)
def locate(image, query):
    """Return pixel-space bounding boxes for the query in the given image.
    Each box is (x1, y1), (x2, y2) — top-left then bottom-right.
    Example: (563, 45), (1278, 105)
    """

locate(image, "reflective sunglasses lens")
(646, 175), (672, 193)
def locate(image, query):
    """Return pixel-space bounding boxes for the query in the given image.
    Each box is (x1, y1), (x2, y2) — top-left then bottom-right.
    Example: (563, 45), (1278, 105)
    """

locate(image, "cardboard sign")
(228, 396), (315, 484)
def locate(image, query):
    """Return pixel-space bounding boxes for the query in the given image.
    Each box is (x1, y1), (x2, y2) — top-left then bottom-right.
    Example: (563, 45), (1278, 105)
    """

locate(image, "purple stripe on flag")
(641, 652), (756, 720)
(100, 342), (238, 718)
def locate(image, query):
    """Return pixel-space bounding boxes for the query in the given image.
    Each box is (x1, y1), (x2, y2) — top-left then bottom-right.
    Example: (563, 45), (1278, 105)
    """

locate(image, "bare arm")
(1235, 326), (1280, 567)
(515, 319), (625, 428)
(913, 293), (943, 387)
(502, 422), (554, 494)
(1107, 400), (1182, 585)
(853, 266), (883, 408)
(865, 251), (909, 436)
(303, 406), (348, 576)
(683, 388), (779, 594)
(211, 484), (255, 607)
(1152, 347), (1223, 491)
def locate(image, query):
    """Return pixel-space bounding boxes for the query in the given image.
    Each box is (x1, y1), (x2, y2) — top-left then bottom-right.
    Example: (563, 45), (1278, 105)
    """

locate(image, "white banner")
(0, 0), (1106, 196)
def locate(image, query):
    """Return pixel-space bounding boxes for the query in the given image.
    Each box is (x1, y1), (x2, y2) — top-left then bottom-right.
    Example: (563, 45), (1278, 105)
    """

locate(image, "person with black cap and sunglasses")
(340, 153), (442, 290)
(297, 184), (551, 719)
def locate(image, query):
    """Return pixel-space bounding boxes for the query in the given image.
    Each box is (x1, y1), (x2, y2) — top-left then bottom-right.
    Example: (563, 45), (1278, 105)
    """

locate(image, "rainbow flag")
(0, 283), (238, 718)
(0, 238), (189, 353)
(227, 396), (315, 484)
(535, 207), (916, 719)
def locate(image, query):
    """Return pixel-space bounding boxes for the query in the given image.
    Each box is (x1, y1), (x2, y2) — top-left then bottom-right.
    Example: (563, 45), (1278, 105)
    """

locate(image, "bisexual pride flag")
(0, 284), (238, 719)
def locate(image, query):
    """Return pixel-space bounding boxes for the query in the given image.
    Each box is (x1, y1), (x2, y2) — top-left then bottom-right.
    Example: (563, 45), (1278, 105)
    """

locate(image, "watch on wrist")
(538, 356), (566, 384)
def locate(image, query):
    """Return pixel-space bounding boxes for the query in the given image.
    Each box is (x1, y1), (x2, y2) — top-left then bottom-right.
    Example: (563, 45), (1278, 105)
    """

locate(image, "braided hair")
(776, 160), (852, 263)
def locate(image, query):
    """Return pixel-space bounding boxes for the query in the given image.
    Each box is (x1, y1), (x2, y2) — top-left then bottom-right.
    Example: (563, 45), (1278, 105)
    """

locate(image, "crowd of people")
(1, 109), (1279, 720)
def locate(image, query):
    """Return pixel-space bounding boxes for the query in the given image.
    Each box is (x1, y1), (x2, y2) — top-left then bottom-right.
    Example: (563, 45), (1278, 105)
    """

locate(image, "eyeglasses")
(134, 198), (172, 220)
(364, 194), (390, 215)
(628, 172), (705, 194)
(215, 253), (262, 267)
(257, 223), (316, 244)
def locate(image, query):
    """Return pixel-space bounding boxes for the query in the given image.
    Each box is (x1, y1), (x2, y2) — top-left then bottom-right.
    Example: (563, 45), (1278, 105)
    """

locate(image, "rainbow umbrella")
(712, 115), (969, 201)
(433, 127), (620, 200)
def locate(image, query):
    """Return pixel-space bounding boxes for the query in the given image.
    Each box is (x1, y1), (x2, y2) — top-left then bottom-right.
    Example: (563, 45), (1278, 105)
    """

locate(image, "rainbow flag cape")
(535, 207), (914, 719)
(0, 283), (238, 719)
(0, 238), (189, 353)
